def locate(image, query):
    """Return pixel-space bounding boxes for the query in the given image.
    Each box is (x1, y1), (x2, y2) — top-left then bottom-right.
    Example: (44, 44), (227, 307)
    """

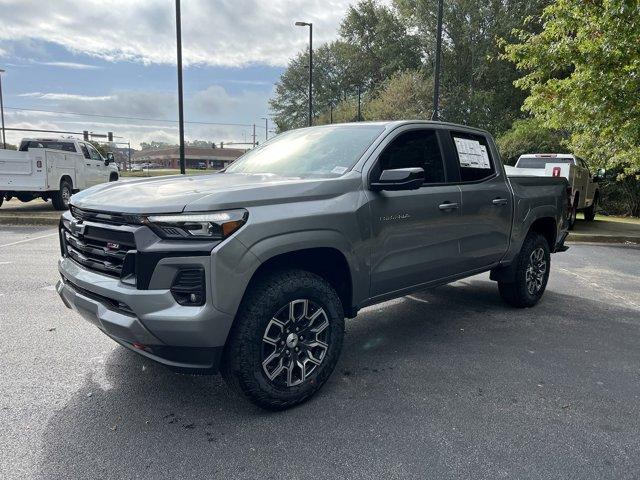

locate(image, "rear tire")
(51, 179), (72, 210)
(221, 269), (345, 410)
(0, 194), (3, 208)
(498, 232), (550, 308)
(109, 173), (119, 182)
(584, 194), (597, 221)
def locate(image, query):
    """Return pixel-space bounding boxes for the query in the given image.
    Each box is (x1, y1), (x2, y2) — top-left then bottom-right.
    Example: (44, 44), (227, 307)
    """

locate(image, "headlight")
(144, 209), (248, 240)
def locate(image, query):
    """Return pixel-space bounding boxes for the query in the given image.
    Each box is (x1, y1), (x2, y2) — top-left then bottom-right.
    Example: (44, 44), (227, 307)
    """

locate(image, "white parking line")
(0, 232), (57, 248)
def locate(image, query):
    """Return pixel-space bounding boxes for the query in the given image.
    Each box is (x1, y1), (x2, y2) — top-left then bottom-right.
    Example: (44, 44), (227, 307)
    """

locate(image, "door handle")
(492, 198), (508, 206)
(86, 163), (91, 166)
(438, 202), (459, 211)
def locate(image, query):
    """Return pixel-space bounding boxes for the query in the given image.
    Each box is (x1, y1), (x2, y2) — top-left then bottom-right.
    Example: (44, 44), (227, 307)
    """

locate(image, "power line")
(4, 105), (267, 129)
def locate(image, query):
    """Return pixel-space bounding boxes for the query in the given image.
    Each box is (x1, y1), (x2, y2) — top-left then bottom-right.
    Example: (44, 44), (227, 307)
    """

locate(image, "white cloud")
(0, 0), (354, 67)
(38, 61), (102, 70)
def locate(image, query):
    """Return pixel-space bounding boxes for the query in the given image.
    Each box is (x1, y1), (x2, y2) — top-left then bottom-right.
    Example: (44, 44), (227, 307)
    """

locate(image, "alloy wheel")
(525, 247), (547, 295)
(261, 299), (329, 387)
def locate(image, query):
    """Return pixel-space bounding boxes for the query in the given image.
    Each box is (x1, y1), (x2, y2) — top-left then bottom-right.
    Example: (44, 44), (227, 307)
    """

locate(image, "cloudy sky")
(0, 0), (358, 149)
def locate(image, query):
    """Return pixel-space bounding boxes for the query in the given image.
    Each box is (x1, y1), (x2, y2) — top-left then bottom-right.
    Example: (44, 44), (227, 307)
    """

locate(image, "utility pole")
(432, 0), (444, 121)
(295, 21), (313, 126)
(357, 86), (361, 122)
(330, 104), (333, 124)
(252, 124), (256, 147)
(0, 69), (6, 149)
(127, 140), (131, 171)
(175, 0), (186, 173)
(261, 117), (268, 140)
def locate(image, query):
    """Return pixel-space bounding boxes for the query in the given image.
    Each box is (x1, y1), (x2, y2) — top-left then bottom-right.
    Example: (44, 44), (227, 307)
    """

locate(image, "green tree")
(496, 118), (569, 165)
(270, 0), (421, 130)
(364, 70), (434, 121)
(503, 0), (640, 177)
(395, 0), (550, 134)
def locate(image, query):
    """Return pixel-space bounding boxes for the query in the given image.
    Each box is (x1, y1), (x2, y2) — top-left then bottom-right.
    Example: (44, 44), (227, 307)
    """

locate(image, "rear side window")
(19, 141), (76, 152)
(451, 132), (495, 182)
(378, 129), (445, 184)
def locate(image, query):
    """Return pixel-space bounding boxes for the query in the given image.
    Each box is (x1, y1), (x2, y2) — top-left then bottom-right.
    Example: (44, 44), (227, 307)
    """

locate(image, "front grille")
(70, 205), (142, 226)
(61, 219), (136, 278)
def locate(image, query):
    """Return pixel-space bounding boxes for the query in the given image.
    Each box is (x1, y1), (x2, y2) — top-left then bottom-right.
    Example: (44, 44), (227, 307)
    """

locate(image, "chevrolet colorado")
(56, 121), (569, 409)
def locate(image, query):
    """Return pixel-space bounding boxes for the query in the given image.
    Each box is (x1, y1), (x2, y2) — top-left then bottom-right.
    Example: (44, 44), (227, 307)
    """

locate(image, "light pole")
(261, 117), (268, 140)
(432, 0), (444, 121)
(0, 69), (6, 149)
(175, 0), (186, 174)
(295, 21), (313, 126)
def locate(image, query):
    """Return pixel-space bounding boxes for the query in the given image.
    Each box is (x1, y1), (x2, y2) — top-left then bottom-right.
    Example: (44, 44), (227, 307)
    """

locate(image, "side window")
(86, 145), (102, 161)
(378, 129), (445, 184)
(451, 132), (495, 182)
(79, 143), (91, 160)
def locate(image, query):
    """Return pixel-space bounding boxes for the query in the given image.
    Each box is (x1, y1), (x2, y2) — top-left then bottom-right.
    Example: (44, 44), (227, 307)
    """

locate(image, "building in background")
(132, 146), (246, 170)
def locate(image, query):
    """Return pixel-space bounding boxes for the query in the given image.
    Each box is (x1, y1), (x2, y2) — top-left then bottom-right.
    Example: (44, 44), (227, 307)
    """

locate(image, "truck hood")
(70, 172), (357, 214)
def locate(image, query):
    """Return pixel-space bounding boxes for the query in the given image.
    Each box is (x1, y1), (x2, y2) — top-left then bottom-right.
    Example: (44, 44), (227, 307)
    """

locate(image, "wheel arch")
(59, 174), (73, 189)
(242, 246), (356, 318)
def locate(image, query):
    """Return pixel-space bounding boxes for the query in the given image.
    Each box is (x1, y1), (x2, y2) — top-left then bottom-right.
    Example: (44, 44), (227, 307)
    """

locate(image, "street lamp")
(295, 21), (313, 127)
(432, 0), (444, 121)
(175, 0), (186, 174)
(0, 69), (6, 149)
(260, 117), (268, 140)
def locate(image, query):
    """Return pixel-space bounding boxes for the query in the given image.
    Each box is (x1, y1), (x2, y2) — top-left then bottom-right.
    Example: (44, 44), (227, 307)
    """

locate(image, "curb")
(566, 234), (639, 245)
(0, 215), (60, 226)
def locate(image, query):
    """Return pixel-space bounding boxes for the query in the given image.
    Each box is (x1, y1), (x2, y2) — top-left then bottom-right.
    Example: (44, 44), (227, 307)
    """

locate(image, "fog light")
(170, 268), (205, 306)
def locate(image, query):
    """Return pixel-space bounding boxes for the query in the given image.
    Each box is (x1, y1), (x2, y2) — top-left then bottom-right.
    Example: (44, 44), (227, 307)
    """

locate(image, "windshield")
(516, 157), (573, 169)
(225, 125), (384, 178)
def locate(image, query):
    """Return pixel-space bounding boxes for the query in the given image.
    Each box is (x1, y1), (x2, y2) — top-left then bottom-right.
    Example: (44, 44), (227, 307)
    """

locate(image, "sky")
(0, 0), (358, 149)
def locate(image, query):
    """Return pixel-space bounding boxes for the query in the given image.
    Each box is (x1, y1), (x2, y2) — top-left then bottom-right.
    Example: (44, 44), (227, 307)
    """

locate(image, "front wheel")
(498, 232), (551, 308)
(221, 269), (344, 410)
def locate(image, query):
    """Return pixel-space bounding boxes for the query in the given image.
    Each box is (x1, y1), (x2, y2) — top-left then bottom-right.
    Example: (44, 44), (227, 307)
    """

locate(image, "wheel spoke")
(262, 299), (331, 388)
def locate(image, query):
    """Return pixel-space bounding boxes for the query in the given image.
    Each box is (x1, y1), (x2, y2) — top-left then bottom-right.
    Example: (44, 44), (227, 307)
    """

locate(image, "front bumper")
(57, 255), (233, 373)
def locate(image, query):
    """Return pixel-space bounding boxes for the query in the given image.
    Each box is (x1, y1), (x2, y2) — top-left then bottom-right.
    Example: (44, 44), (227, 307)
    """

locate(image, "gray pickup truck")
(56, 121), (569, 409)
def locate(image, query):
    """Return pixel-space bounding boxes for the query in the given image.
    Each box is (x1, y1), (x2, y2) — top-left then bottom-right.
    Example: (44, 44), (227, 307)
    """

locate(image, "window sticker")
(454, 137), (491, 169)
(331, 166), (348, 175)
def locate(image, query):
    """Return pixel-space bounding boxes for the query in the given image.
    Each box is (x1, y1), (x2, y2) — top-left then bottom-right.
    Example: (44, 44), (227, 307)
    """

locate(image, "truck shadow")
(37, 279), (640, 479)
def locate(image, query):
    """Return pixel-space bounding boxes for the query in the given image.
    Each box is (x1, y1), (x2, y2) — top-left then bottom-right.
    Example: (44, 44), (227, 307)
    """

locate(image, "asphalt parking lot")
(1, 226), (639, 479)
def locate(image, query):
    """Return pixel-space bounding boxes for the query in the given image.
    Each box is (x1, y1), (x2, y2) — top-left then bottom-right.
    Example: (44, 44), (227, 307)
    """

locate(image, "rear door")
(444, 131), (512, 270)
(366, 126), (466, 298)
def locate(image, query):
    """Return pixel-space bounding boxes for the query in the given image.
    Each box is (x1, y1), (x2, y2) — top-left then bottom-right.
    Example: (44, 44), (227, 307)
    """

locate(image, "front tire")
(221, 269), (345, 410)
(51, 179), (72, 210)
(498, 232), (551, 308)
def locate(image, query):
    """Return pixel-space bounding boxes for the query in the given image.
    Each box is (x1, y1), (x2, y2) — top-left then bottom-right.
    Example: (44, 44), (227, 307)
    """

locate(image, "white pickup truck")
(0, 138), (119, 210)
(506, 153), (603, 229)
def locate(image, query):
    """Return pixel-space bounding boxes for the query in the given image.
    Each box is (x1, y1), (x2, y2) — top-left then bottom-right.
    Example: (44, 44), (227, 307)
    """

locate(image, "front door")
(85, 143), (106, 186)
(366, 128), (466, 298)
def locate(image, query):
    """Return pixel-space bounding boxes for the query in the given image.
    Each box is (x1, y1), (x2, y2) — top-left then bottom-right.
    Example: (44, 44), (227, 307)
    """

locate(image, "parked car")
(56, 121), (569, 409)
(507, 153), (603, 229)
(0, 138), (119, 210)
(195, 161), (208, 170)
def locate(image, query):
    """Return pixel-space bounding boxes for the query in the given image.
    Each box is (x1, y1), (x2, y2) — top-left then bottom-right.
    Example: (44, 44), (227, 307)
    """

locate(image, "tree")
(395, 0), (550, 134)
(270, 0), (421, 131)
(496, 118), (569, 165)
(365, 70), (434, 121)
(2, 143), (17, 150)
(503, 0), (640, 177)
(139, 141), (176, 151)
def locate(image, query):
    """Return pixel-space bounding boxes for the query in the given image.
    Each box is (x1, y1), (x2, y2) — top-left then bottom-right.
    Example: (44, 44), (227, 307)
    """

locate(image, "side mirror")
(370, 167), (425, 191)
(105, 152), (115, 165)
(594, 167), (605, 181)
